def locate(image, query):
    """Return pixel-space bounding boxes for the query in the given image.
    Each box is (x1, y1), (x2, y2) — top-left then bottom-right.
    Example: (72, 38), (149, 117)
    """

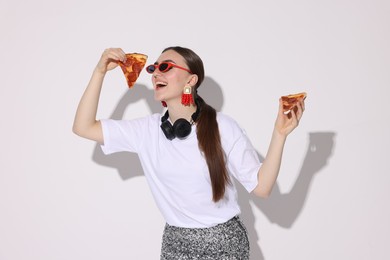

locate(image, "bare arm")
(72, 48), (126, 144)
(252, 99), (305, 198)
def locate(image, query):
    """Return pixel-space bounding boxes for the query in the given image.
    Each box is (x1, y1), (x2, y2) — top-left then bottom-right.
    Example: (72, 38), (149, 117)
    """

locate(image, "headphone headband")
(160, 100), (201, 140)
(161, 99), (201, 124)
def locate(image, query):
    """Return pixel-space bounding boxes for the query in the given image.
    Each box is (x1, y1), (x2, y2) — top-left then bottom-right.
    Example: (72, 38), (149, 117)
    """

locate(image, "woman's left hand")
(274, 98), (305, 136)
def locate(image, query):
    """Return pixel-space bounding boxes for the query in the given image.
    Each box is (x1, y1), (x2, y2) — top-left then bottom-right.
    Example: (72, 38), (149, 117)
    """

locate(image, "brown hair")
(162, 46), (231, 202)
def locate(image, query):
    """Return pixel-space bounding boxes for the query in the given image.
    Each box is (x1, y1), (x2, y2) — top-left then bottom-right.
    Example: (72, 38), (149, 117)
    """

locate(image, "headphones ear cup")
(173, 119), (192, 139)
(160, 120), (175, 140)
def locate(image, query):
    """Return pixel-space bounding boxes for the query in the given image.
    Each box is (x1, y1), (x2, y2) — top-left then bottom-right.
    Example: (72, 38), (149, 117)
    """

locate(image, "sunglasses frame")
(146, 62), (192, 74)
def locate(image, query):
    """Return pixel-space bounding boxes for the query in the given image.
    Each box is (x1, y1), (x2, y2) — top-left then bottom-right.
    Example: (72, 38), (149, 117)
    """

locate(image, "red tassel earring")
(161, 101), (167, 107)
(181, 85), (194, 106)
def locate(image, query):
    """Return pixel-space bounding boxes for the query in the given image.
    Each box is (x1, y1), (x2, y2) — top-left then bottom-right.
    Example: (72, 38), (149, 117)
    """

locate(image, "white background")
(1, 0), (389, 259)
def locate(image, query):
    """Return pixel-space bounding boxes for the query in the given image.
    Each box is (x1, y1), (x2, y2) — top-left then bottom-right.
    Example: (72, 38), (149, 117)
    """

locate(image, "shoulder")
(141, 113), (162, 125)
(130, 113), (161, 124)
(102, 113), (161, 129)
(216, 112), (241, 129)
(216, 112), (245, 138)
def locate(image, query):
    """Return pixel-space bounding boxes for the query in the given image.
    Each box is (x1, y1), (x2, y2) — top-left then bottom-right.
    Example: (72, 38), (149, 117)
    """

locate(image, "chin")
(154, 94), (164, 102)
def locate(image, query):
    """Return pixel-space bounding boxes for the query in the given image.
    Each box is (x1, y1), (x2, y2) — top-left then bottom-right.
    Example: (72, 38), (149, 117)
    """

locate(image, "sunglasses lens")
(146, 65), (155, 74)
(159, 63), (170, 72)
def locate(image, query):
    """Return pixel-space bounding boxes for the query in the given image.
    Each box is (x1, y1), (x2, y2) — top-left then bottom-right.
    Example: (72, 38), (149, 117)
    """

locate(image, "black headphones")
(160, 101), (201, 140)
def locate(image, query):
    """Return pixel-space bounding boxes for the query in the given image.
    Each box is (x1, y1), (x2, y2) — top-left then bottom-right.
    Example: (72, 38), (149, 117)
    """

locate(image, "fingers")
(289, 99), (305, 127)
(295, 99), (305, 120)
(278, 98), (305, 119)
(278, 98), (285, 116)
(294, 102), (303, 120)
(103, 48), (126, 63)
(275, 96), (305, 136)
(96, 48), (127, 73)
(300, 99), (305, 111)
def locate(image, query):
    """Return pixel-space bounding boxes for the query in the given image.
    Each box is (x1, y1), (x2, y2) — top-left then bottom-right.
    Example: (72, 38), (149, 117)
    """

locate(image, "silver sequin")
(160, 216), (250, 260)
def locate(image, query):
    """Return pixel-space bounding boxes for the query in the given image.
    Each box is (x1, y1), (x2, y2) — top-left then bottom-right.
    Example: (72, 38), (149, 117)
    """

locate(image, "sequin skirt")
(160, 216), (249, 260)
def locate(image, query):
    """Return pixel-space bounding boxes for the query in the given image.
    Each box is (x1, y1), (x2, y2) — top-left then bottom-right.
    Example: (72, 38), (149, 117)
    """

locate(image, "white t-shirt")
(100, 112), (261, 228)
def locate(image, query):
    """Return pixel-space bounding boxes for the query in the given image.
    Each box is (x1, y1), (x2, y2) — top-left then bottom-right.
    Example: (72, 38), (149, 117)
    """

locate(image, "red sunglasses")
(145, 62), (192, 74)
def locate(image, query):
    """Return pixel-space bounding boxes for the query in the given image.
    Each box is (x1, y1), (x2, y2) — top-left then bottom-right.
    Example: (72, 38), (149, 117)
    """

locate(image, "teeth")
(156, 81), (167, 87)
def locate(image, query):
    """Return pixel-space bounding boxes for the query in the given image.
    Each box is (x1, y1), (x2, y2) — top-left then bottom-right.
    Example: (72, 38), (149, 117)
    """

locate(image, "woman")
(73, 46), (305, 259)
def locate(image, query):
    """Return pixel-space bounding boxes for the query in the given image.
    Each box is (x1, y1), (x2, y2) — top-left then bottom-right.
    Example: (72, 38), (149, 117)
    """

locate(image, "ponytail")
(162, 46), (230, 202)
(196, 96), (231, 202)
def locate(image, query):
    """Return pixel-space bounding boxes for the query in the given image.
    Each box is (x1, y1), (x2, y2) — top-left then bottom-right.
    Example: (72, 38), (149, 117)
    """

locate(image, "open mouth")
(155, 81), (167, 89)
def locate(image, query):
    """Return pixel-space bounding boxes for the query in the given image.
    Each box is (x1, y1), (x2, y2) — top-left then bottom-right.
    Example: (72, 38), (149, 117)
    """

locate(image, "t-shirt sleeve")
(100, 117), (149, 154)
(219, 114), (261, 193)
(226, 133), (261, 192)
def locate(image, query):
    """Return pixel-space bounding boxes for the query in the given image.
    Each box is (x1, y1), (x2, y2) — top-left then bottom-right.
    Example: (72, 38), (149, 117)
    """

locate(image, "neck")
(165, 102), (197, 123)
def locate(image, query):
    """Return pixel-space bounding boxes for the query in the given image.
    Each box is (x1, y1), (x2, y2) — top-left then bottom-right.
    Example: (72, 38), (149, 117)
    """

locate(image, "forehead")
(157, 49), (186, 64)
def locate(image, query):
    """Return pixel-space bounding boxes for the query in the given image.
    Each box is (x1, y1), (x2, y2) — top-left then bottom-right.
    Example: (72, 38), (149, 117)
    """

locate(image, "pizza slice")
(117, 53), (148, 88)
(281, 92), (307, 113)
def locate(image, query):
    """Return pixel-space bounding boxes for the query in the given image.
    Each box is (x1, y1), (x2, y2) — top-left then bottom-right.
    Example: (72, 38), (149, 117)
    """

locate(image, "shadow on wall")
(238, 131), (335, 260)
(92, 77), (336, 260)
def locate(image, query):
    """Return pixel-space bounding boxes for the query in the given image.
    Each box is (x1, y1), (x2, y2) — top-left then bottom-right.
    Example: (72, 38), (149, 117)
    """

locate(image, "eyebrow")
(154, 59), (176, 65)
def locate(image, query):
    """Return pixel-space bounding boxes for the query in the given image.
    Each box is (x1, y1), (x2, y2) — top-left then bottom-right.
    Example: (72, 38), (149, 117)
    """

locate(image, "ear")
(187, 74), (198, 87)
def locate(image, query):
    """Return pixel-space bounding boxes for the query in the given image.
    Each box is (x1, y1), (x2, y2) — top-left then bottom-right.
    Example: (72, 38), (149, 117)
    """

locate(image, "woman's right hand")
(95, 48), (127, 74)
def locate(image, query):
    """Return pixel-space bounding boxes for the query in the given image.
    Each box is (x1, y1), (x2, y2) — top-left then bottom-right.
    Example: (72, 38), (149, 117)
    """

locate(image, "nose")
(152, 71), (161, 79)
